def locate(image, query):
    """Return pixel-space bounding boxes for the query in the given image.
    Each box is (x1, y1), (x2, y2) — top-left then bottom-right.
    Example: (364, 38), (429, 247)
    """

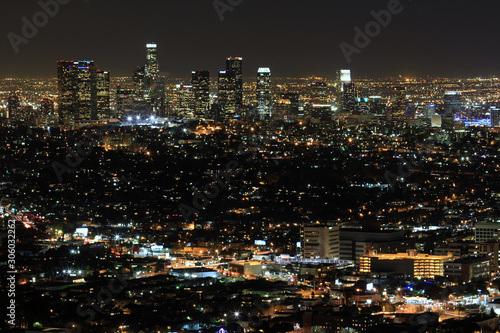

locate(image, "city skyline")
(2, 1), (500, 332)
(1, 0), (500, 78)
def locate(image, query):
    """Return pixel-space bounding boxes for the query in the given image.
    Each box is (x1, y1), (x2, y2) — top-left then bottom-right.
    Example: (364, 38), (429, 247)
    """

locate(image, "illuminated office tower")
(144, 43), (164, 116)
(7, 95), (19, 119)
(75, 61), (96, 121)
(443, 91), (462, 117)
(57, 60), (112, 124)
(337, 69), (352, 113)
(226, 57), (243, 108)
(57, 60), (78, 124)
(491, 107), (500, 127)
(57, 60), (98, 124)
(175, 84), (195, 118)
(389, 86), (406, 120)
(191, 70), (210, 117)
(342, 82), (357, 115)
(115, 89), (138, 118)
(337, 69), (351, 92)
(218, 70), (237, 117)
(257, 67), (272, 119)
(132, 66), (145, 98)
(40, 99), (56, 126)
(145, 43), (159, 78)
(95, 70), (110, 118)
(310, 81), (329, 104)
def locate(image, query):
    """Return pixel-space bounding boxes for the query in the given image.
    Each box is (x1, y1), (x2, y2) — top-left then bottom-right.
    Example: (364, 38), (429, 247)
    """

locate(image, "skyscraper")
(389, 86), (406, 120)
(57, 60), (110, 124)
(57, 60), (77, 124)
(132, 66), (145, 98)
(175, 84), (195, 118)
(218, 70), (237, 117)
(337, 70), (352, 114)
(95, 70), (110, 118)
(342, 82), (357, 116)
(115, 89), (138, 118)
(145, 43), (159, 78)
(443, 91), (462, 117)
(191, 70), (210, 117)
(337, 69), (351, 92)
(257, 67), (272, 119)
(143, 43), (164, 116)
(57, 60), (97, 124)
(75, 61), (96, 121)
(310, 81), (329, 104)
(7, 95), (19, 120)
(40, 98), (55, 126)
(491, 107), (500, 127)
(226, 57), (243, 108)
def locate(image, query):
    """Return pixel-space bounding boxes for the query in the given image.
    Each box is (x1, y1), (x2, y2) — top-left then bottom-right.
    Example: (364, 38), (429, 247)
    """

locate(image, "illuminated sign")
(255, 240), (266, 246)
(151, 245), (164, 252)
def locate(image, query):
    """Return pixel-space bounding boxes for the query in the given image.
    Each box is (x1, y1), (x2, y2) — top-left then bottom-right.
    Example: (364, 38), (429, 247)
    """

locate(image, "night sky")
(1, 0), (499, 79)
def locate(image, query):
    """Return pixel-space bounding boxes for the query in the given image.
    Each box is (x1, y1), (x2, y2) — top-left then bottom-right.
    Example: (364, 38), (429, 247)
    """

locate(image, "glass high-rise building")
(57, 60), (111, 124)
(133, 66), (145, 98)
(491, 107), (500, 127)
(115, 89), (138, 118)
(57, 60), (78, 124)
(389, 86), (406, 120)
(337, 69), (351, 92)
(226, 57), (243, 108)
(342, 82), (357, 116)
(443, 91), (462, 117)
(75, 61), (96, 121)
(218, 70), (237, 117)
(175, 84), (195, 119)
(143, 43), (164, 116)
(7, 95), (19, 120)
(40, 98), (56, 126)
(95, 70), (110, 118)
(191, 70), (210, 117)
(257, 67), (272, 119)
(145, 43), (159, 78)
(310, 81), (328, 104)
(57, 60), (97, 124)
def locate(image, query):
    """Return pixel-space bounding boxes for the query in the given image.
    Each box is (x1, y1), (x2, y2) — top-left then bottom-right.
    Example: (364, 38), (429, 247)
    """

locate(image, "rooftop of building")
(446, 256), (490, 264)
(364, 250), (453, 260)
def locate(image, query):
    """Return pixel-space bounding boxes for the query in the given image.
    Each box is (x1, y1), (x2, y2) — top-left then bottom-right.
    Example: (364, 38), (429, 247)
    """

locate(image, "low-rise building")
(359, 249), (454, 279)
(444, 256), (490, 283)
